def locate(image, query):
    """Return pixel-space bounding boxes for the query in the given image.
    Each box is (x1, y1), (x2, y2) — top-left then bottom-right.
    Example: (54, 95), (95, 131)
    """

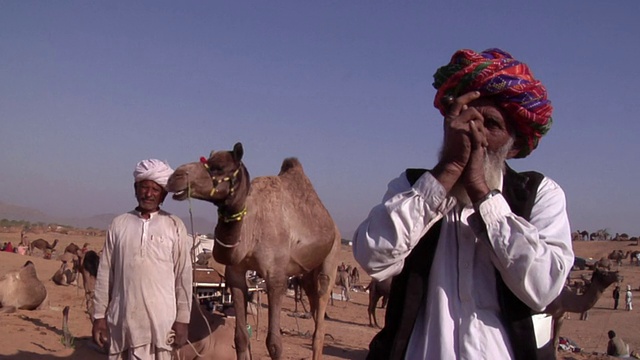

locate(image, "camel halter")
(200, 156), (241, 197)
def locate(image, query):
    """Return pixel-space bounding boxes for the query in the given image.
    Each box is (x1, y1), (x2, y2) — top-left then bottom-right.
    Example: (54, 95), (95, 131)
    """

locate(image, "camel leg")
(368, 291), (380, 328)
(227, 268), (251, 360)
(306, 244), (338, 360)
(264, 275), (287, 360)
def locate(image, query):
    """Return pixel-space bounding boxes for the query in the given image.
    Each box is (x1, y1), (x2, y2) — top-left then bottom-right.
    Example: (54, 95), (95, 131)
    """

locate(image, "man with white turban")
(93, 159), (193, 360)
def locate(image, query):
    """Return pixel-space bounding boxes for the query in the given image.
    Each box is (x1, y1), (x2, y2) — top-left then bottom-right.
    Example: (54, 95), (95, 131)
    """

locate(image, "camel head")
(167, 142), (250, 207)
(592, 268), (623, 287)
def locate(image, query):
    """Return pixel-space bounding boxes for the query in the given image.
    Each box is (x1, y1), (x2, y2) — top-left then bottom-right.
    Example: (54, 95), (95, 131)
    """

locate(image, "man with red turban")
(353, 49), (573, 360)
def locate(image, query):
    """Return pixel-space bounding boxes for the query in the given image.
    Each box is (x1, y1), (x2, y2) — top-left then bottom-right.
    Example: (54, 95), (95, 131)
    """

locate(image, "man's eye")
(485, 118), (500, 128)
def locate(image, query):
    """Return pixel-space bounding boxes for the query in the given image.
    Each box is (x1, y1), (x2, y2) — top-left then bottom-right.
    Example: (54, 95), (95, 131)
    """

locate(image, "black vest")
(366, 166), (555, 360)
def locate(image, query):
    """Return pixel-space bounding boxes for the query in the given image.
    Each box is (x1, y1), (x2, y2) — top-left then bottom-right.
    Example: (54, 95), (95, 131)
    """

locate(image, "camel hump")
(279, 157), (303, 175)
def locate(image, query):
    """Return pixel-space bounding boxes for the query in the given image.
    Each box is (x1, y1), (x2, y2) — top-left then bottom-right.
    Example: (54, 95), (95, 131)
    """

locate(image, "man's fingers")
(468, 120), (486, 149)
(445, 91), (481, 116)
(93, 332), (104, 347)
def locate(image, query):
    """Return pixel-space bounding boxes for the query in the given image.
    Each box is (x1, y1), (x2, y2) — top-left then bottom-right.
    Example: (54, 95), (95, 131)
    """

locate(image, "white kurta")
(353, 170), (574, 360)
(94, 209), (193, 353)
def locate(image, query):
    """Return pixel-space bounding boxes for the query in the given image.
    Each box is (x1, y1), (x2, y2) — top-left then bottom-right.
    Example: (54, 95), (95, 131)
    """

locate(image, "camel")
(367, 277), (391, 328)
(544, 268), (622, 353)
(52, 257), (79, 286)
(29, 238), (59, 256)
(631, 250), (640, 265)
(608, 250), (631, 266)
(175, 298), (236, 360)
(595, 257), (612, 270)
(78, 250), (100, 320)
(0, 261), (48, 313)
(167, 142), (341, 360)
(288, 274), (309, 314)
(331, 269), (351, 304)
(350, 266), (360, 286)
(63, 242), (81, 256)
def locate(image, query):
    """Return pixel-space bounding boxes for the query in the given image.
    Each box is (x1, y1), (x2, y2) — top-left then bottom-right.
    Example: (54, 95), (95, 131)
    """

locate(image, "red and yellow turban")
(433, 48), (553, 158)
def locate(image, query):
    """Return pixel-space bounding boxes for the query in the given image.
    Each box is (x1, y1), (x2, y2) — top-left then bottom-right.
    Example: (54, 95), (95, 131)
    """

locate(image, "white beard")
(444, 139), (513, 207)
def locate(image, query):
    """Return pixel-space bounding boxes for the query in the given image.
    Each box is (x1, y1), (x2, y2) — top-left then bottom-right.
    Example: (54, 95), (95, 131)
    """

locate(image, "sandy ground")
(1, 231), (639, 359)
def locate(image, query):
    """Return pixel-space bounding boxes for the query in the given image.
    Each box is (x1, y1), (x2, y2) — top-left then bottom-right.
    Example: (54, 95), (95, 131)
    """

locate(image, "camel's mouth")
(172, 189), (188, 201)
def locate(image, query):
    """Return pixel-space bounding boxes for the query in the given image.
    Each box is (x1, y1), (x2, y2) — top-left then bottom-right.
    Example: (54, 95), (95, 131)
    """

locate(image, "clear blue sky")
(2, 2), (639, 238)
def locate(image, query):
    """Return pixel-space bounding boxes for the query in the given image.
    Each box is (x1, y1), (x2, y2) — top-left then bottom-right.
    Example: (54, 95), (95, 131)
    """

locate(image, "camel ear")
(232, 142), (244, 162)
(209, 150), (215, 159)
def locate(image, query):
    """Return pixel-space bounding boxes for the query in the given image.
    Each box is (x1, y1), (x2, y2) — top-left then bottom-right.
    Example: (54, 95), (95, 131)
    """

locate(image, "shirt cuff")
(176, 303), (191, 323)
(476, 193), (511, 225)
(412, 171), (448, 212)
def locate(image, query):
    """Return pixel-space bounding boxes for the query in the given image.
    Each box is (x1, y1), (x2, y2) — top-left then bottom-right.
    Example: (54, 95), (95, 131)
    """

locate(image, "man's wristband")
(474, 189), (501, 210)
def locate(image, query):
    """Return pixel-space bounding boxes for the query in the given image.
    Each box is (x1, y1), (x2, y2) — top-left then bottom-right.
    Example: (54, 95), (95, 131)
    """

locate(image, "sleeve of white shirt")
(172, 217), (193, 324)
(475, 177), (574, 311)
(352, 171), (455, 281)
(93, 225), (114, 320)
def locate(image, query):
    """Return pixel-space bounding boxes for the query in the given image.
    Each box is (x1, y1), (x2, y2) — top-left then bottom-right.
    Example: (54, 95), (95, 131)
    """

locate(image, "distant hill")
(0, 201), (213, 234)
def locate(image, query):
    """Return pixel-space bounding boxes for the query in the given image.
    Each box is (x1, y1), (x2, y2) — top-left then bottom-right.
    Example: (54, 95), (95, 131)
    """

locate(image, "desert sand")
(1, 230), (639, 359)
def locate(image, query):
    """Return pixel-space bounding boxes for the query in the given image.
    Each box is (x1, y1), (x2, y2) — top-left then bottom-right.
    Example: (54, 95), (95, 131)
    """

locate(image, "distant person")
(92, 159), (193, 359)
(16, 244), (28, 255)
(353, 48), (574, 359)
(606, 330), (630, 357)
(4, 242), (14, 253)
(613, 285), (621, 310)
(20, 229), (28, 247)
(0, 242), (5, 251)
(625, 285), (633, 311)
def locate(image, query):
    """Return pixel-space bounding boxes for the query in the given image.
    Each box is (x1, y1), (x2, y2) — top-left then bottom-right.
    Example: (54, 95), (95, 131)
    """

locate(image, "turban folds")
(133, 159), (174, 190)
(433, 48), (553, 158)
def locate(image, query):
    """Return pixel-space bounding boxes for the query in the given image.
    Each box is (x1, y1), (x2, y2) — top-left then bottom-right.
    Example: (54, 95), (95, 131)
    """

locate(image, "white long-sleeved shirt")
(93, 209), (193, 353)
(353, 170), (573, 360)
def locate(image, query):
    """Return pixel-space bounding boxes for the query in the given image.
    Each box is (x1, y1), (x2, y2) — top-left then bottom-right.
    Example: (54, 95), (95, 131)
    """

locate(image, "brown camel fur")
(0, 261), (48, 313)
(367, 277), (391, 328)
(544, 268), (622, 353)
(167, 142), (341, 360)
(175, 298), (236, 360)
(29, 238), (59, 256)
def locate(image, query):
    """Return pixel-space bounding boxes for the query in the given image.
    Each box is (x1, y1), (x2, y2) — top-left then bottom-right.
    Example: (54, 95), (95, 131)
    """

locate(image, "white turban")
(133, 159), (174, 190)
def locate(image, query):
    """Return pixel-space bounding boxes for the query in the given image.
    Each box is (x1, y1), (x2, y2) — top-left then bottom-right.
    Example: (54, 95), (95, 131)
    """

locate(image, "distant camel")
(0, 261), (48, 313)
(52, 258), (78, 286)
(595, 257), (612, 270)
(288, 274), (308, 314)
(608, 250), (630, 266)
(30, 238), (59, 255)
(331, 269), (351, 304)
(350, 267), (360, 286)
(167, 142), (341, 360)
(63, 242), (81, 255)
(544, 268), (622, 353)
(367, 278), (391, 328)
(78, 250), (100, 320)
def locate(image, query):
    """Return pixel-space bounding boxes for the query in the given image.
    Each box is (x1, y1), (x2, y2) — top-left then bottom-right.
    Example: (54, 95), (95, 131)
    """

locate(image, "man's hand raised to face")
(432, 91), (483, 193)
(463, 119), (490, 202)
